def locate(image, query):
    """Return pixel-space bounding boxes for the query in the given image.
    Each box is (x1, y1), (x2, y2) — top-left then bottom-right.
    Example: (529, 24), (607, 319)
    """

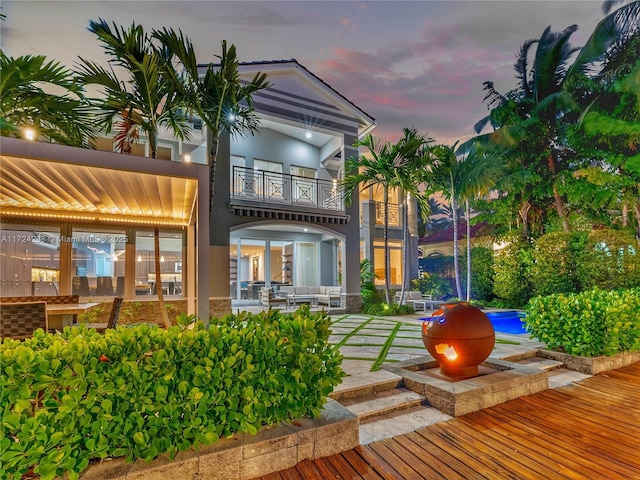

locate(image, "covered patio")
(0, 137), (211, 320)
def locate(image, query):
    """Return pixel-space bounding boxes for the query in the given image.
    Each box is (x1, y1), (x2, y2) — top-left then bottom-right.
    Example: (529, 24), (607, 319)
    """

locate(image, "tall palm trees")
(475, 1), (640, 235)
(342, 129), (432, 305)
(1, 52), (97, 147)
(152, 29), (270, 213)
(78, 19), (192, 328)
(77, 19), (191, 159)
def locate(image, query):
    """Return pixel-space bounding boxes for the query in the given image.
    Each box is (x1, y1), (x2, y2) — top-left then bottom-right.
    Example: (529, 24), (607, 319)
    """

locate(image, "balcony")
(375, 202), (400, 226)
(231, 166), (343, 212)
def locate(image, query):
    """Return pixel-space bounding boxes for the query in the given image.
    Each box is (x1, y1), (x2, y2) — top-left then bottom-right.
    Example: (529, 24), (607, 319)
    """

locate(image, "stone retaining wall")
(537, 349), (640, 375)
(67, 399), (357, 480)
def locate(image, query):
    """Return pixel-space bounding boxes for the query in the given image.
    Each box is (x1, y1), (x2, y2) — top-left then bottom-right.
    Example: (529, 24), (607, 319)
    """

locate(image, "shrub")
(493, 234), (533, 308)
(411, 272), (452, 300)
(0, 306), (344, 480)
(525, 288), (640, 356)
(576, 229), (640, 290)
(361, 302), (414, 316)
(461, 247), (495, 301)
(529, 231), (585, 297)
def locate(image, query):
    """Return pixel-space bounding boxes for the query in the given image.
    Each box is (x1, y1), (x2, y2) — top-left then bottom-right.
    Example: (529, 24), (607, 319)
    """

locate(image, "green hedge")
(0, 307), (344, 480)
(525, 288), (640, 356)
(529, 232), (584, 297)
(576, 229), (640, 290)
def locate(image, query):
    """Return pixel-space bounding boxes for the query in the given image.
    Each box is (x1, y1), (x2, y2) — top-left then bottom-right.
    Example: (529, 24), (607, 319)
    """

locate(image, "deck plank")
(253, 362), (640, 480)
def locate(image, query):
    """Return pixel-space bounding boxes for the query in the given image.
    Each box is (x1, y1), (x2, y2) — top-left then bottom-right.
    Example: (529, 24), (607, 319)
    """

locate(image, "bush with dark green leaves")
(411, 272), (452, 300)
(525, 288), (640, 356)
(576, 229), (640, 291)
(492, 234), (533, 308)
(0, 307), (344, 480)
(529, 231), (585, 297)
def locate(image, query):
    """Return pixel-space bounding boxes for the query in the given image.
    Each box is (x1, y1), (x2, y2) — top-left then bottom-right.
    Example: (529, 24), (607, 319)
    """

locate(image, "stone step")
(340, 388), (426, 421)
(514, 356), (565, 371)
(358, 405), (453, 445)
(330, 368), (403, 401)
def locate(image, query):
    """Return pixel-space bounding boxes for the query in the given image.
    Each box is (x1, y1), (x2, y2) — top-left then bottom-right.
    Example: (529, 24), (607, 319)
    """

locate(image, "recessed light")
(304, 228), (308, 232)
(305, 132), (312, 139)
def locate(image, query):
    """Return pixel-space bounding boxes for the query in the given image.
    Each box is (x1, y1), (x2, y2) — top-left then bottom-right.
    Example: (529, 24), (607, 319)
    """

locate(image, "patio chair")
(90, 297), (124, 333)
(261, 288), (287, 310)
(0, 301), (48, 340)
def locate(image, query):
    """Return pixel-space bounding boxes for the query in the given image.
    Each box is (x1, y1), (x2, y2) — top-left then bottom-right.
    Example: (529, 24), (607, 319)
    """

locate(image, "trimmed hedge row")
(525, 288), (640, 357)
(0, 307), (344, 480)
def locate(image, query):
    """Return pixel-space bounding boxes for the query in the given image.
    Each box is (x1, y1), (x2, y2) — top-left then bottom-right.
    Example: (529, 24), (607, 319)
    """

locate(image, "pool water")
(484, 310), (528, 334)
(421, 310), (528, 335)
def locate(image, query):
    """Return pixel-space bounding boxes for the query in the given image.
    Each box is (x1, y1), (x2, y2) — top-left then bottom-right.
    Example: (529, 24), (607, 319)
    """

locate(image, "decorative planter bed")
(67, 399), (358, 480)
(535, 349), (640, 375)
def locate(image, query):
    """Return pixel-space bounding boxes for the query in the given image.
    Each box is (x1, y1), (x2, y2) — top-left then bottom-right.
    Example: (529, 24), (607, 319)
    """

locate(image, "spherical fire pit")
(422, 303), (495, 379)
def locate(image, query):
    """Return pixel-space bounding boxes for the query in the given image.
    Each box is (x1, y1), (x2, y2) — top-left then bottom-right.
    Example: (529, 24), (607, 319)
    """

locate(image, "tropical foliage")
(343, 128), (433, 305)
(0, 52), (98, 147)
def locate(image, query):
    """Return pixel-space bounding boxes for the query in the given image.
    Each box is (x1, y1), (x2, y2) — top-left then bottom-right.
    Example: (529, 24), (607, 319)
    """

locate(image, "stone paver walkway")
(329, 313), (546, 375)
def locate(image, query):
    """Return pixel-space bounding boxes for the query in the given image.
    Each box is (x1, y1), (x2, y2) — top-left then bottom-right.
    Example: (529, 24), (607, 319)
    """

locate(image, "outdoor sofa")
(278, 286), (343, 309)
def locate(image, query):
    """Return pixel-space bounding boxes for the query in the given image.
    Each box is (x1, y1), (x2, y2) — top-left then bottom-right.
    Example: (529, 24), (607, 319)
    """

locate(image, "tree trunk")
(547, 154), (569, 232)
(553, 184), (570, 233)
(622, 203), (629, 228)
(466, 199), (471, 302)
(399, 194), (409, 306)
(383, 188), (391, 305)
(155, 227), (171, 328)
(519, 201), (531, 238)
(452, 195), (463, 299)
(208, 129), (220, 215)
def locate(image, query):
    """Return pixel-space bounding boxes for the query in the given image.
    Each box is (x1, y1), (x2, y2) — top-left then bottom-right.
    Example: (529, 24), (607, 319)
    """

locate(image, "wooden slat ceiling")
(0, 156), (197, 226)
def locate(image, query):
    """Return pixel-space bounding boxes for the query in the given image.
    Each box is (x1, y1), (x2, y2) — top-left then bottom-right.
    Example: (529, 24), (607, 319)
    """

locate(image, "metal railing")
(231, 166), (343, 211)
(375, 202), (400, 226)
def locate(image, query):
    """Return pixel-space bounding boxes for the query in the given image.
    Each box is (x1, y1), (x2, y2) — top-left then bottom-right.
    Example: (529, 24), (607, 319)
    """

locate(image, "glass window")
(373, 244), (403, 286)
(0, 226), (60, 297)
(135, 231), (183, 296)
(71, 229), (127, 297)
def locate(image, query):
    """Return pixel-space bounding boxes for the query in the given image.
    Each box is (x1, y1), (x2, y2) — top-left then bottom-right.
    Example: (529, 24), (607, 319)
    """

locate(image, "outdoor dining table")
(46, 302), (99, 330)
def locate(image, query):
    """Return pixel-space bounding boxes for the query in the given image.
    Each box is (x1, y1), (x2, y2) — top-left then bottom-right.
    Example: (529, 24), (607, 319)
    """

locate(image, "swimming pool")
(421, 310), (528, 334)
(484, 310), (528, 334)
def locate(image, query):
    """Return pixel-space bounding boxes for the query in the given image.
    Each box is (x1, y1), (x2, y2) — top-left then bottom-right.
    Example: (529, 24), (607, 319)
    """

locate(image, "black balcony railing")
(231, 166), (343, 211)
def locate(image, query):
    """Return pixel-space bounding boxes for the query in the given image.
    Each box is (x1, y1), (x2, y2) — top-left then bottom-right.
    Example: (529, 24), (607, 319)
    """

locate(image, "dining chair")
(96, 277), (114, 296)
(72, 277), (91, 296)
(0, 302), (48, 340)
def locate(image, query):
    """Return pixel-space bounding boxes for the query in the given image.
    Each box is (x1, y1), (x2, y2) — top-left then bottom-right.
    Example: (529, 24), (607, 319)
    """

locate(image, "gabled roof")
(198, 58), (376, 137)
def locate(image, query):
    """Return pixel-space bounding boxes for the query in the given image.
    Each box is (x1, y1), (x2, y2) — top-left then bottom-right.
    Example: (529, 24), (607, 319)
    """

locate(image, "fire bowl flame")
(422, 303), (495, 379)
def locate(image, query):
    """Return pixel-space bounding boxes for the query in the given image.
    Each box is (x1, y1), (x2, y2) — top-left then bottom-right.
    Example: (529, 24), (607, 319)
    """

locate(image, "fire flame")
(435, 343), (458, 361)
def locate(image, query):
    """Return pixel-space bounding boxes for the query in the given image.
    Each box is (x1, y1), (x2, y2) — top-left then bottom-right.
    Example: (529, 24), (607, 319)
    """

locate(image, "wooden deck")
(256, 363), (640, 479)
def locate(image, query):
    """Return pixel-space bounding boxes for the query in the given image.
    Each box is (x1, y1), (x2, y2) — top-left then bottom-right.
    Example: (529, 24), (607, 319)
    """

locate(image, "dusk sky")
(2, 1), (607, 144)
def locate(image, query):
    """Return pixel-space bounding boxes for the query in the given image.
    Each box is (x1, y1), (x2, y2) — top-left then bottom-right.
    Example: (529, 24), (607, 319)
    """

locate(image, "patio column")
(343, 132), (362, 312)
(58, 224), (72, 295)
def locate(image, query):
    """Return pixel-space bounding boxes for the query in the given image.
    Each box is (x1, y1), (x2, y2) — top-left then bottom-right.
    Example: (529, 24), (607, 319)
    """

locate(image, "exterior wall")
(210, 126), (363, 314)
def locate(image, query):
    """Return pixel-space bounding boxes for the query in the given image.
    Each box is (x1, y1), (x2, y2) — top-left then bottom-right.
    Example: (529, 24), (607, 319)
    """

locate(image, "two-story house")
(1, 59), (385, 320)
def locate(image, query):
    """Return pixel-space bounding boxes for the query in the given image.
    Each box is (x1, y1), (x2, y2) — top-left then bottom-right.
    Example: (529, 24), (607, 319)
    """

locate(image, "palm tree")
(428, 142), (502, 300)
(152, 28), (270, 213)
(476, 2), (640, 234)
(78, 19), (192, 328)
(77, 19), (191, 159)
(393, 128), (436, 305)
(475, 26), (581, 233)
(1, 52), (97, 147)
(454, 141), (503, 300)
(342, 130), (431, 305)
